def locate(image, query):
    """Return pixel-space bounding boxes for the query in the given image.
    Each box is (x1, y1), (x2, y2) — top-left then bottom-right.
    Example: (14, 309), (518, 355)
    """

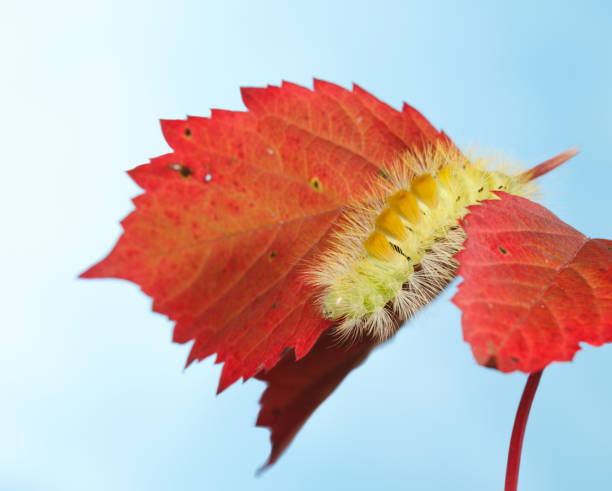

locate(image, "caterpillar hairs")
(307, 143), (538, 343)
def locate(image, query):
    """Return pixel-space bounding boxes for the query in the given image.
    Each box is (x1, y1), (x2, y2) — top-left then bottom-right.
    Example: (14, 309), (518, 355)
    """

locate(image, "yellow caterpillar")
(309, 143), (536, 342)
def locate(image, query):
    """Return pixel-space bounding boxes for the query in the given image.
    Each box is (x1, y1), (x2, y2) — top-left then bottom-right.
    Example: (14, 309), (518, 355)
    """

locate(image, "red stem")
(505, 370), (543, 491)
(519, 147), (578, 182)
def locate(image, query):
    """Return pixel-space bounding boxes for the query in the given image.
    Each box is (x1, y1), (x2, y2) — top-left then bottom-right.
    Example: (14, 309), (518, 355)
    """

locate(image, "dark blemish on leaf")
(269, 251), (278, 260)
(510, 357), (519, 363)
(498, 185), (504, 189)
(498, 246), (508, 255)
(167, 163), (193, 178)
(184, 128), (192, 137)
(271, 302), (277, 309)
(478, 187), (484, 192)
(378, 169), (390, 180)
(310, 177), (322, 192)
(180, 166), (193, 178)
(456, 196), (461, 202)
(483, 355), (498, 369)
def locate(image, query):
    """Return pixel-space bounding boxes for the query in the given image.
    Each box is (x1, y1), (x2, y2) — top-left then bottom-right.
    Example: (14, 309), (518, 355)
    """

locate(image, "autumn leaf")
(453, 192), (612, 372)
(80, 80), (450, 392)
(255, 330), (377, 470)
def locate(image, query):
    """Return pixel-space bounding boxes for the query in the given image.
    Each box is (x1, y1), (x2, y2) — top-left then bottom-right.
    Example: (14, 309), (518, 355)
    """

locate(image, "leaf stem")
(505, 370), (543, 491)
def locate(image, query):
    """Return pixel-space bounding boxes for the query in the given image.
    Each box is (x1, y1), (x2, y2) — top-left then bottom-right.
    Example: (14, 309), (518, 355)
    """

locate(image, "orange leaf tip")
(520, 146), (579, 182)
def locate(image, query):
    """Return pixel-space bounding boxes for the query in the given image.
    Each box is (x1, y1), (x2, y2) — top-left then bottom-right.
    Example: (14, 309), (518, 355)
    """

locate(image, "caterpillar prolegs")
(308, 144), (537, 342)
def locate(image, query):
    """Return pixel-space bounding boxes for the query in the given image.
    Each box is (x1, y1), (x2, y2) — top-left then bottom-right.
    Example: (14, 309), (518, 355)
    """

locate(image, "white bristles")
(305, 144), (534, 344)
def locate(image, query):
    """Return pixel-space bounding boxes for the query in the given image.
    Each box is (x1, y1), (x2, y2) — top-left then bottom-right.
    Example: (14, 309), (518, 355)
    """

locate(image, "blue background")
(2, 1), (611, 489)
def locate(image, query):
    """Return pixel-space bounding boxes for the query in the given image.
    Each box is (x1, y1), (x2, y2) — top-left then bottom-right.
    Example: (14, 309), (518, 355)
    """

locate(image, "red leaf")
(453, 193), (612, 372)
(81, 80), (449, 391)
(255, 329), (377, 470)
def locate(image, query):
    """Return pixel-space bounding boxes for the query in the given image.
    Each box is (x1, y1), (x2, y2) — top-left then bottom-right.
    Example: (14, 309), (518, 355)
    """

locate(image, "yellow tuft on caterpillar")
(308, 143), (537, 342)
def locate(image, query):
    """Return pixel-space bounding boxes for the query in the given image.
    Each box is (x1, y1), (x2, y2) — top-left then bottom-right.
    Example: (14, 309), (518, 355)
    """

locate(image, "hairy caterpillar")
(308, 143), (537, 342)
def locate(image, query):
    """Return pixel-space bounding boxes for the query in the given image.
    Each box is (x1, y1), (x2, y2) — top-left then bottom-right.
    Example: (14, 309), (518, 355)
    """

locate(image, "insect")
(309, 143), (536, 342)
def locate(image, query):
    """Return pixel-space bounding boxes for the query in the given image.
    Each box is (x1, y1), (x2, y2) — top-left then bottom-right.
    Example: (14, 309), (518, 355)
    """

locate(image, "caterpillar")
(308, 143), (537, 342)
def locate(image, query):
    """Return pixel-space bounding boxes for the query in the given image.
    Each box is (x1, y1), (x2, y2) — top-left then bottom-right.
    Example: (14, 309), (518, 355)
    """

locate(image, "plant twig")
(505, 370), (544, 491)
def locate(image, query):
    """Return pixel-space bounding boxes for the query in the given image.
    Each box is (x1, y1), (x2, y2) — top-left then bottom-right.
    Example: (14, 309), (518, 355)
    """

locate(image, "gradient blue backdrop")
(2, 1), (611, 490)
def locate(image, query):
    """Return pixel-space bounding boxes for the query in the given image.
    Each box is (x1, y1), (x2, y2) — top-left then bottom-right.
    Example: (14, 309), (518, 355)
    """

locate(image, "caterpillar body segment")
(309, 144), (534, 342)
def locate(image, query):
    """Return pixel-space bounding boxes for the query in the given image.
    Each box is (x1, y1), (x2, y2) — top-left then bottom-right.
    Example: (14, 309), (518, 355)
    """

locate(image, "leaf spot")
(483, 355), (498, 369)
(378, 169), (390, 180)
(184, 127), (192, 137)
(498, 246), (508, 255)
(269, 251), (278, 260)
(310, 177), (322, 192)
(271, 302), (278, 309)
(168, 163), (193, 178)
